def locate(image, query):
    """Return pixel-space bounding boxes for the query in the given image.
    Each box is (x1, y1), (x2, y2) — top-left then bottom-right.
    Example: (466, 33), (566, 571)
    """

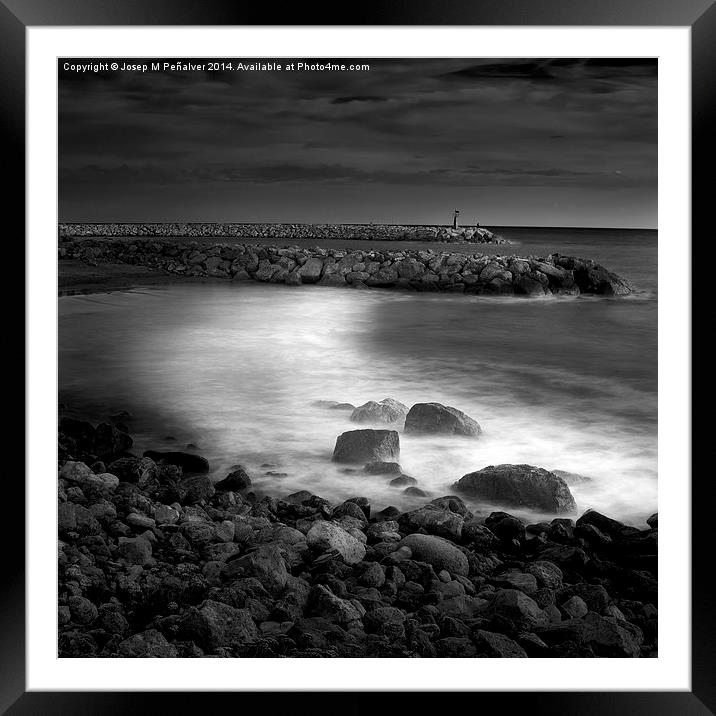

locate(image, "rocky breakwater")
(58, 416), (657, 658)
(59, 237), (633, 296)
(58, 222), (505, 244)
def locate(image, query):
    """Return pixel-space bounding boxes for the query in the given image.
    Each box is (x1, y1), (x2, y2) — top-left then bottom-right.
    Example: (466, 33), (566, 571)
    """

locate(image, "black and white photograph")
(56, 57), (658, 660)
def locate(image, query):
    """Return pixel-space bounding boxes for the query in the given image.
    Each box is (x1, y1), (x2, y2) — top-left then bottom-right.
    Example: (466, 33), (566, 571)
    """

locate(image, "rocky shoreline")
(58, 237), (632, 296)
(58, 412), (657, 659)
(59, 222), (506, 244)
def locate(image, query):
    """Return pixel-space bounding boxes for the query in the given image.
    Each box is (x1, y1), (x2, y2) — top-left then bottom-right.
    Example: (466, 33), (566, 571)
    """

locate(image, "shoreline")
(58, 415), (657, 659)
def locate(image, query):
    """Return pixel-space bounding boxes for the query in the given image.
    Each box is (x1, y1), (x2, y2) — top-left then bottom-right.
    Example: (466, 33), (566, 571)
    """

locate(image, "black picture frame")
(8, 0), (708, 712)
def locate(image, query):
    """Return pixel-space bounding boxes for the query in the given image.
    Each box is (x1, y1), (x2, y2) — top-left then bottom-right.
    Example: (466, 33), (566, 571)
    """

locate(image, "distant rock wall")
(59, 237), (633, 296)
(58, 223), (505, 244)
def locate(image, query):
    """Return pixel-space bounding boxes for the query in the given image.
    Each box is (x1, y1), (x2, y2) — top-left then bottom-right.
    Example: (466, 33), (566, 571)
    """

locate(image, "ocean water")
(58, 227), (657, 526)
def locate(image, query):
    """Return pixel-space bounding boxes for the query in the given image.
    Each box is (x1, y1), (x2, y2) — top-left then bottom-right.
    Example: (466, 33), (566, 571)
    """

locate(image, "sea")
(58, 226), (658, 526)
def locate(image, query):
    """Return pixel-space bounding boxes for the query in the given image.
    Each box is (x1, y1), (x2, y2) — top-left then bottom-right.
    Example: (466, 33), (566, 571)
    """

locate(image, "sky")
(58, 58), (657, 228)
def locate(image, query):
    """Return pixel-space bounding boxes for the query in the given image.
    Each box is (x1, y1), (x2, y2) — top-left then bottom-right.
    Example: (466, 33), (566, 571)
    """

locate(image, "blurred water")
(59, 228), (657, 526)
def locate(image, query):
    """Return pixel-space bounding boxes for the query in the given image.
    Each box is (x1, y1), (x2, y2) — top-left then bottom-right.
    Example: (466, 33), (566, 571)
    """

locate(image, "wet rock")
(350, 398), (408, 426)
(490, 589), (549, 628)
(461, 519), (498, 551)
(117, 536), (152, 566)
(389, 475), (417, 487)
(561, 595), (588, 619)
(455, 464), (576, 514)
(430, 495), (470, 517)
(178, 600), (258, 650)
(359, 562), (386, 588)
(332, 429), (400, 464)
(398, 534), (469, 576)
(178, 475), (215, 505)
(332, 501), (368, 525)
(364, 461), (402, 475)
(117, 629), (179, 657)
(492, 568), (538, 595)
(308, 585), (363, 627)
(398, 505), (463, 541)
(404, 402), (481, 437)
(306, 521), (366, 564)
(525, 560), (563, 590)
(68, 595), (98, 625)
(154, 504), (180, 525)
(363, 606), (405, 633)
(215, 466), (252, 492)
(298, 257), (324, 283)
(144, 450), (210, 474)
(403, 487), (429, 497)
(365, 521), (401, 544)
(484, 512), (526, 542)
(474, 630), (528, 658)
(223, 544), (288, 594)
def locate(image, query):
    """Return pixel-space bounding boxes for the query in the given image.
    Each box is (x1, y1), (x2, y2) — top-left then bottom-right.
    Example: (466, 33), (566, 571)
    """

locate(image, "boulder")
(223, 544), (288, 594)
(404, 402), (481, 437)
(389, 475), (417, 487)
(143, 450), (210, 474)
(308, 584), (363, 626)
(306, 521), (366, 564)
(576, 509), (628, 540)
(474, 630), (528, 658)
(298, 257), (324, 283)
(178, 600), (257, 650)
(364, 461), (402, 475)
(350, 398), (408, 426)
(455, 464), (576, 514)
(490, 589), (549, 628)
(117, 629), (179, 657)
(398, 505), (463, 541)
(215, 466), (252, 492)
(397, 534), (469, 576)
(332, 429), (400, 464)
(117, 536), (152, 566)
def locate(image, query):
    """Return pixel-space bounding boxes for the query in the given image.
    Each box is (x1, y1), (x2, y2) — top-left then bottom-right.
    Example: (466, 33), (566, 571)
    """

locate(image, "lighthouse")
(452, 209), (460, 229)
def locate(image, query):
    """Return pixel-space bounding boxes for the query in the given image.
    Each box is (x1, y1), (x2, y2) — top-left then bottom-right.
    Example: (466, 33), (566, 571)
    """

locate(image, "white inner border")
(27, 27), (691, 691)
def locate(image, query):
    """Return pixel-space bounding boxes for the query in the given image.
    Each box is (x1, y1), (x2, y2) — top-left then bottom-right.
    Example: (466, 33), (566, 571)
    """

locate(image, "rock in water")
(455, 464), (576, 514)
(143, 450), (210, 474)
(404, 402), (481, 437)
(331, 429), (400, 464)
(214, 465), (252, 492)
(350, 397), (408, 426)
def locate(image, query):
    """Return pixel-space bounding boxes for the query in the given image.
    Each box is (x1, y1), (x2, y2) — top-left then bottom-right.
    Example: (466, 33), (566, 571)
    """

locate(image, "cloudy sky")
(59, 58), (657, 228)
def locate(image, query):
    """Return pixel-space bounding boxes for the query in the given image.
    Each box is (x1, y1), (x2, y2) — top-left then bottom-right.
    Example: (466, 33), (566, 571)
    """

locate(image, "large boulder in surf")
(455, 464), (576, 514)
(350, 397), (408, 426)
(331, 429), (400, 464)
(143, 450), (210, 474)
(404, 402), (481, 437)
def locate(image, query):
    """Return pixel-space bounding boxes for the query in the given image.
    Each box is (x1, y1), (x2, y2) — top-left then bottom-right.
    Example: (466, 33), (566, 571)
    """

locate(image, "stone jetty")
(58, 237), (633, 296)
(58, 222), (505, 244)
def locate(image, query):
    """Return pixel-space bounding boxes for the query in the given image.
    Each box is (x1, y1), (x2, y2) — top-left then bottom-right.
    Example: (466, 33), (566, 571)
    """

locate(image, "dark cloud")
(58, 57), (657, 227)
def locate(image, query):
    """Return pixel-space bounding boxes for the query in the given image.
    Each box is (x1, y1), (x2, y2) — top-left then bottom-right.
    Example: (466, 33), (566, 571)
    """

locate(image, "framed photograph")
(11, 0), (706, 711)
